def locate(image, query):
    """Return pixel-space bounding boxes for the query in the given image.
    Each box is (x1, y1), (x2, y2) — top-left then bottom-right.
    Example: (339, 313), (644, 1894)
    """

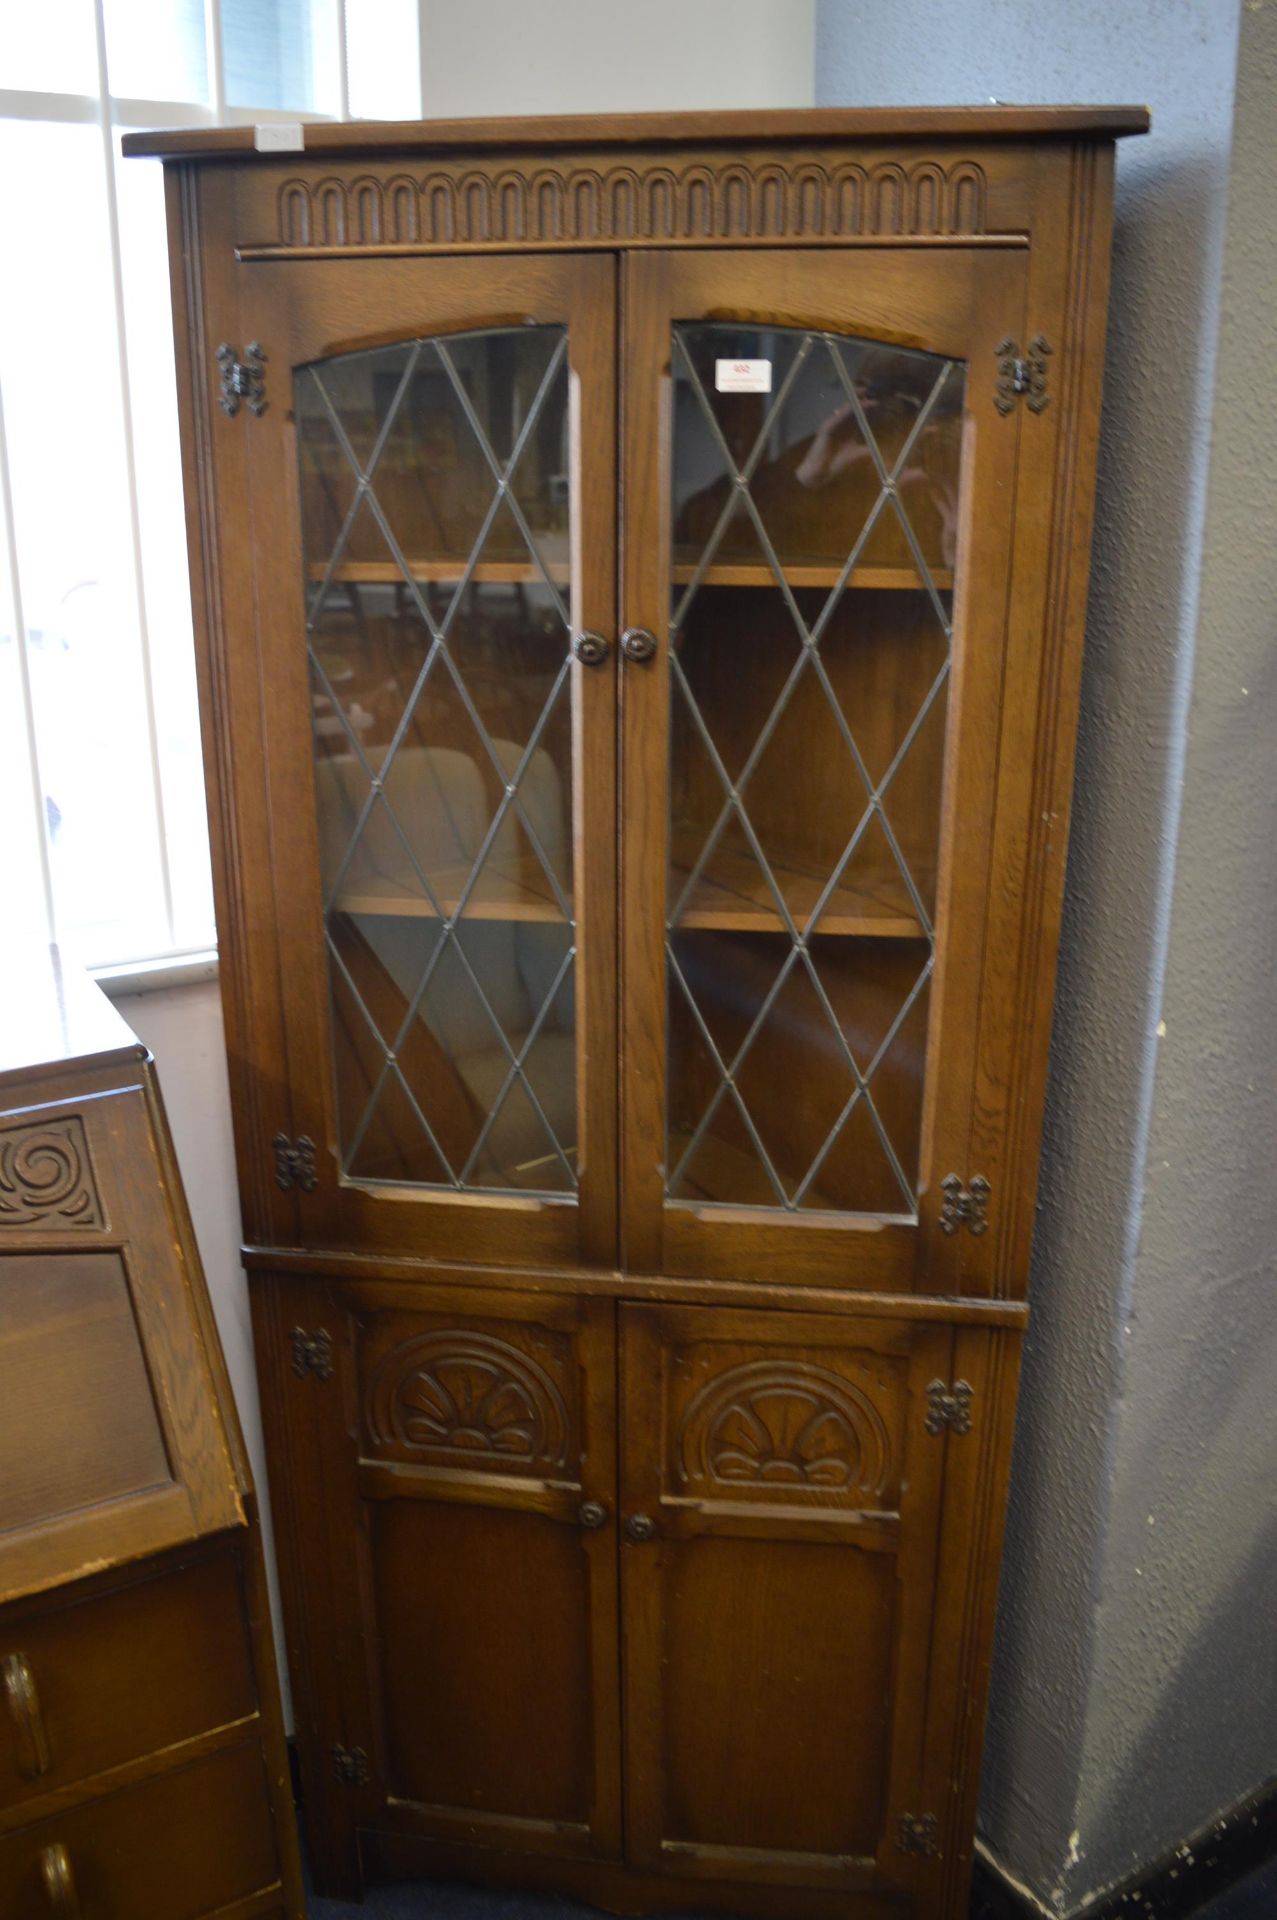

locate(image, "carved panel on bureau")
(269, 154), (989, 251)
(0, 1116), (104, 1230)
(366, 1327), (570, 1472)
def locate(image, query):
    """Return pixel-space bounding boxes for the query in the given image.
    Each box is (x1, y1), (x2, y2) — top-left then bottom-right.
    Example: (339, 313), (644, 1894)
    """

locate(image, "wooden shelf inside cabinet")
(334, 855), (567, 924)
(334, 837), (931, 938)
(669, 826), (930, 939)
(308, 554), (571, 590)
(672, 557), (955, 592)
(309, 559), (952, 595)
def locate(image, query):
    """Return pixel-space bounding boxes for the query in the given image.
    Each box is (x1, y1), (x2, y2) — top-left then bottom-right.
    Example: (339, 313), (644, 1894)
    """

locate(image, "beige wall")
(419, 0), (815, 118)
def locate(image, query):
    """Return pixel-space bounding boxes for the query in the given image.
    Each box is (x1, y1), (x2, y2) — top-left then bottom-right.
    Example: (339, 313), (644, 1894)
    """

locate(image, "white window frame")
(0, 0), (420, 996)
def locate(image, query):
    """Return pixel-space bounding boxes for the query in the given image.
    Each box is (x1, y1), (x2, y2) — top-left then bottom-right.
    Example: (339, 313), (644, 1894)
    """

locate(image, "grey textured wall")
(1068, 1), (1277, 1898)
(813, 2), (1264, 1911)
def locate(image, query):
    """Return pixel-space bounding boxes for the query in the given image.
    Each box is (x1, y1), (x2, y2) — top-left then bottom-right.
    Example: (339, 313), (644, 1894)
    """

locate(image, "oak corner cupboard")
(127, 104), (1148, 1918)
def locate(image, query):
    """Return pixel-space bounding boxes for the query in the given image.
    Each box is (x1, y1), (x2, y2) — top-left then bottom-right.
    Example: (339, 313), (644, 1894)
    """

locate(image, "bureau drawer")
(0, 1549), (256, 1811)
(0, 1729), (278, 1917)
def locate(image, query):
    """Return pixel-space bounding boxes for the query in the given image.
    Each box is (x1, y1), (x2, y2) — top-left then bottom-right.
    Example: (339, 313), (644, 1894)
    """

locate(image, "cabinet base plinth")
(354, 1829), (946, 1920)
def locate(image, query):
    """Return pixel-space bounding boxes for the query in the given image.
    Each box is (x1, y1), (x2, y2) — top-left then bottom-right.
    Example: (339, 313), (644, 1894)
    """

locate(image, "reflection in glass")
(666, 323), (966, 1218)
(297, 327), (577, 1196)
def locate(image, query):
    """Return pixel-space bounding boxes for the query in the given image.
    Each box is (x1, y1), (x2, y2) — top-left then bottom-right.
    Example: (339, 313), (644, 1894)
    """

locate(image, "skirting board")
(971, 1774), (1277, 1920)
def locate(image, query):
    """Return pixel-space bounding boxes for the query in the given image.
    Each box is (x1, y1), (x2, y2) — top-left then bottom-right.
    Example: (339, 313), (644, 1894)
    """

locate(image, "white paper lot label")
(714, 358), (772, 393)
(254, 121), (304, 151)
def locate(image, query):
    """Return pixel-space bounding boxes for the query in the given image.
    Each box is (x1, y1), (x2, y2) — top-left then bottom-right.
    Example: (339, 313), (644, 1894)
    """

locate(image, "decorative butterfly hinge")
(217, 341), (267, 416)
(331, 1744), (370, 1787)
(940, 1172), (990, 1236)
(994, 335), (1051, 414)
(272, 1132), (318, 1193)
(291, 1326), (333, 1382)
(926, 1379), (974, 1436)
(896, 1812), (939, 1858)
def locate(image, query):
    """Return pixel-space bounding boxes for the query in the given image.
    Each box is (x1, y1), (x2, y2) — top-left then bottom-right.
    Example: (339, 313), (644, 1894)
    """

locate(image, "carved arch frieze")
(273, 157), (988, 252)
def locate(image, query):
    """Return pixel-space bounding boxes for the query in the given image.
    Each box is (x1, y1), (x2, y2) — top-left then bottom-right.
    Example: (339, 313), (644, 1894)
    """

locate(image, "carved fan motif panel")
(358, 1311), (578, 1480)
(669, 1338), (906, 1510)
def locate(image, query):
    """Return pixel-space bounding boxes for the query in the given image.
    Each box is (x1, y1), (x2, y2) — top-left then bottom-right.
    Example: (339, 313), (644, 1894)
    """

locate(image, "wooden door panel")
(369, 1499), (596, 1826)
(620, 1302), (951, 1906)
(354, 1287), (621, 1859)
(221, 247), (618, 1270)
(257, 1277), (623, 1879)
(619, 247), (1027, 1291)
(662, 1535), (896, 1861)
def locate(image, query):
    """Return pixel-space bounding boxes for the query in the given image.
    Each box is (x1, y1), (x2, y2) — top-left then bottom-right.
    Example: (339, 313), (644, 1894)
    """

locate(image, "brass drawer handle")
(624, 1512), (657, 1542)
(577, 1500), (609, 1530)
(3, 1652), (52, 1779)
(41, 1844), (79, 1917)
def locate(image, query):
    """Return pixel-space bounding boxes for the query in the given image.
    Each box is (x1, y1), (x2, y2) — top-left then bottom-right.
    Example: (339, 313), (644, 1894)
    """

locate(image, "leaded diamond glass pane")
(665, 322), (964, 1218)
(297, 326), (578, 1196)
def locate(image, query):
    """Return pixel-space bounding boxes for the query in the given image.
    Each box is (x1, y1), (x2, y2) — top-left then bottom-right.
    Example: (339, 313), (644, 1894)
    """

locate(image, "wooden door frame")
(618, 246), (1027, 1292)
(202, 238), (619, 1270)
(617, 1299), (954, 1904)
(252, 1272), (624, 1892)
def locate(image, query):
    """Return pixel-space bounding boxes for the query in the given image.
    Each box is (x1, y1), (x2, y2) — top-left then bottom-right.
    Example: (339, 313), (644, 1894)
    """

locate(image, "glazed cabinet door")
(619, 248), (1026, 1290)
(208, 241), (617, 1267)
(619, 1302), (952, 1911)
(252, 1275), (621, 1892)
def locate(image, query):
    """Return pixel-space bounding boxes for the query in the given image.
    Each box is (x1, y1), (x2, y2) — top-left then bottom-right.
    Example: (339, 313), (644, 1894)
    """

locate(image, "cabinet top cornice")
(122, 104), (1150, 163)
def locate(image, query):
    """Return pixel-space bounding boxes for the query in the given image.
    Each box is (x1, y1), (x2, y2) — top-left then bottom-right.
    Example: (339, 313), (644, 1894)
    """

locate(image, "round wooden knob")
(577, 1500), (609, 1529)
(625, 1512), (657, 1542)
(620, 627), (658, 664)
(574, 631), (610, 666)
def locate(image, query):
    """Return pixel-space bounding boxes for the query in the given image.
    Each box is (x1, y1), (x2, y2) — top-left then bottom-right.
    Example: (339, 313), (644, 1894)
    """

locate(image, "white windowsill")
(92, 948), (219, 999)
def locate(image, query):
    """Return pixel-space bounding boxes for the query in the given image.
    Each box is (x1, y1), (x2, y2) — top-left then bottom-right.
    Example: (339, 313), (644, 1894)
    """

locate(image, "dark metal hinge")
(994, 335), (1051, 414)
(331, 1743), (370, 1787)
(291, 1326), (333, 1382)
(896, 1812), (939, 1858)
(926, 1379), (974, 1436)
(217, 341), (267, 416)
(940, 1172), (990, 1236)
(273, 1132), (318, 1192)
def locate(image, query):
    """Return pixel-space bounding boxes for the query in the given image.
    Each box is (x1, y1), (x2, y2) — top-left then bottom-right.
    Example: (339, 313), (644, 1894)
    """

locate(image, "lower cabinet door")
(619, 1302), (953, 1906)
(268, 1279), (623, 1871)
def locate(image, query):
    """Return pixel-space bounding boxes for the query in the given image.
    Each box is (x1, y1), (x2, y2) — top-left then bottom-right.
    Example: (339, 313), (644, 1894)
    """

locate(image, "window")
(0, 0), (421, 983)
